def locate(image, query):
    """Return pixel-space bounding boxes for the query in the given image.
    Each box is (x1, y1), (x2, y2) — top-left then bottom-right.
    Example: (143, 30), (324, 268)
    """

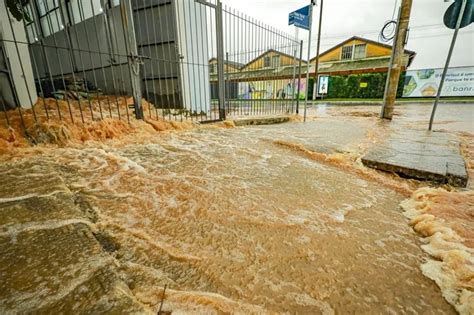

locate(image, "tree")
(6, 0), (32, 23)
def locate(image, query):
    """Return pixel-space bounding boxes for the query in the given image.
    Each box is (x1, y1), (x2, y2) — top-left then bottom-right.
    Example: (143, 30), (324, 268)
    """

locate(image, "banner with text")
(403, 66), (474, 97)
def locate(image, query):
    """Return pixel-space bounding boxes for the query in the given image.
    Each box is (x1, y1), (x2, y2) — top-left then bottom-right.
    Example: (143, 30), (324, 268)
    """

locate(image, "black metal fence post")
(120, 0), (143, 120)
(215, 0), (226, 121)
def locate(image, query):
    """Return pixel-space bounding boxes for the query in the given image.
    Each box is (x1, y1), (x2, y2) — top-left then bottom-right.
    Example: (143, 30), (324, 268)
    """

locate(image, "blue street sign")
(289, 5), (311, 30)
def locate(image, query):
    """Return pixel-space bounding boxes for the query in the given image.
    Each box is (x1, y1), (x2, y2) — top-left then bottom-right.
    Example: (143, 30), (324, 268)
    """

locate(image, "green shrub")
(324, 72), (406, 99)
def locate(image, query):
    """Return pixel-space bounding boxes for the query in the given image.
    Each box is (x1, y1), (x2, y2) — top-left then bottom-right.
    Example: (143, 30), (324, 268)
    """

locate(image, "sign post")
(429, 0), (471, 130)
(289, 2), (314, 122)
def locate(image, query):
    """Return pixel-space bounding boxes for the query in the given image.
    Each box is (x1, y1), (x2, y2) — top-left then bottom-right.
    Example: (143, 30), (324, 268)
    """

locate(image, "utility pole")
(312, 0), (324, 101)
(303, 0), (315, 122)
(380, 0), (413, 120)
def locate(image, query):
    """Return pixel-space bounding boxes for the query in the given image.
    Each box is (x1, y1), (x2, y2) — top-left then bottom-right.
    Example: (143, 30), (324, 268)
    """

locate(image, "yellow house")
(209, 50), (306, 99)
(209, 49), (306, 83)
(240, 49), (305, 72)
(310, 36), (416, 75)
(208, 58), (243, 74)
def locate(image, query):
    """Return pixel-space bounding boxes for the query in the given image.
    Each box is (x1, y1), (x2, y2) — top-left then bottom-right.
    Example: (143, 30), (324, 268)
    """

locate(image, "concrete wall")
(175, 0), (211, 115)
(0, 1), (38, 109)
(133, 0), (182, 108)
(29, 4), (133, 96)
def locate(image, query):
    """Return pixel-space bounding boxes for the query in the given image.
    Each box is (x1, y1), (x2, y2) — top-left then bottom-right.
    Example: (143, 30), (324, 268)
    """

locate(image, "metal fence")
(0, 0), (303, 132)
(220, 6), (303, 118)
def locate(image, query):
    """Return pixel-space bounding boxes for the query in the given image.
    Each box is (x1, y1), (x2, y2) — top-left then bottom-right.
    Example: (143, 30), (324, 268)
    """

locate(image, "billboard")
(403, 66), (474, 97)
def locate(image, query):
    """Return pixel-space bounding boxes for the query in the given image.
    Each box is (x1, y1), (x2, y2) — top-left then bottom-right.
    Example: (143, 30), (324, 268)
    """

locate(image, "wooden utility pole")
(381, 0), (413, 120)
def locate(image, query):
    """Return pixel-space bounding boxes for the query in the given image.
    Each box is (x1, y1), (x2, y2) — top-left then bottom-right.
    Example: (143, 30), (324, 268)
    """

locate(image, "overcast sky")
(223, 0), (474, 70)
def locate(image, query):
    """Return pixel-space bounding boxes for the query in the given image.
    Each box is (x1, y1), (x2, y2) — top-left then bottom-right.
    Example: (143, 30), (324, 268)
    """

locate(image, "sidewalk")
(362, 129), (468, 187)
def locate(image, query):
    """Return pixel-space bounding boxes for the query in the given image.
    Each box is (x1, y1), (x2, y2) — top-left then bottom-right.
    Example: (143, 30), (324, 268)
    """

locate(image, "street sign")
(289, 5), (311, 30)
(444, 0), (473, 29)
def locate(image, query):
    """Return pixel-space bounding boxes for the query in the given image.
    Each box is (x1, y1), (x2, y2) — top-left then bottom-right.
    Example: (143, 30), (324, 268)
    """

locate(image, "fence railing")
(220, 6), (303, 117)
(0, 0), (303, 133)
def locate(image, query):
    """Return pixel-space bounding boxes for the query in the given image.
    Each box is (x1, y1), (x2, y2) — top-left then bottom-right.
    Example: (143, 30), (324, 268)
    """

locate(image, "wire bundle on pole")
(379, 20), (397, 42)
(379, 0), (399, 42)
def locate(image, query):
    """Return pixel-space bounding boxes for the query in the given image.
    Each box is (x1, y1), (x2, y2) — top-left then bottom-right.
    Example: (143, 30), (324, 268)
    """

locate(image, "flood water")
(2, 102), (472, 313)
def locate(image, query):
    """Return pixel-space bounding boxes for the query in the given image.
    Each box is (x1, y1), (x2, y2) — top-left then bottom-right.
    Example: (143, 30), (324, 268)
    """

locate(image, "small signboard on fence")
(289, 5), (311, 30)
(318, 76), (329, 95)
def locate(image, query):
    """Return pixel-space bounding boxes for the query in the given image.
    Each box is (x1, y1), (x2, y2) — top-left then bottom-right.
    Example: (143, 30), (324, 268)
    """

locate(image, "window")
(68, 0), (103, 24)
(37, 0), (63, 37)
(354, 44), (366, 59)
(24, 3), (39, 42)
(264, 56), (271, 68)
(271, 55), (280, 68)
(209, 64), (217, 74)
(264, 55), (280, 68)
(341, 46), (353, 60)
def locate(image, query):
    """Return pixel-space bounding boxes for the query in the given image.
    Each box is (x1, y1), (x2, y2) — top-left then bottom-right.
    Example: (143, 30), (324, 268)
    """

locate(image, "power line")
(391, 0), (399, 19)
(308, 23), (446, 40)
(298, 26), (472, 46)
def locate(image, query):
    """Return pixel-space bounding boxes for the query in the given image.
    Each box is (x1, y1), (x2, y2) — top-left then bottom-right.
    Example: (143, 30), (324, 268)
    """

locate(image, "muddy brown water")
(2, 105), (464, 314)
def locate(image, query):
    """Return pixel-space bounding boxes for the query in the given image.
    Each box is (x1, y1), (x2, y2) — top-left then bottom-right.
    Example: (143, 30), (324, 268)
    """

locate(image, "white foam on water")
(401, 188), (474, 314)
(0, 219), (94, 238)
(0, 190), (67, 203)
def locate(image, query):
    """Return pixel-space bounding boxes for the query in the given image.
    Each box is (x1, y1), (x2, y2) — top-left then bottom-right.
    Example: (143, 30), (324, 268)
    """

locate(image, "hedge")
(311, 72), (406, 99)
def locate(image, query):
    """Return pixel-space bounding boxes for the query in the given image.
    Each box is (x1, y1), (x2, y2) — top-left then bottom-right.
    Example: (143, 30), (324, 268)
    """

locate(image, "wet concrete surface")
(362, 129), (468, 187)
(0, 160), (149, 314)
(232, 115), (291, 126)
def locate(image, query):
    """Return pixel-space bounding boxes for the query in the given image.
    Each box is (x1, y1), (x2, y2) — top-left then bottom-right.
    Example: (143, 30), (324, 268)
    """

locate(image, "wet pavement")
(362, 129), (468, 187)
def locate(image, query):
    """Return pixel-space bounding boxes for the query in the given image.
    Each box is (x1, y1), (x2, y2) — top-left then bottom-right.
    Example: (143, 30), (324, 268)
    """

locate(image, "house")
(309, 36), (416, 98)
(210, 49), (306, 100)
(209, 58), (243, 74)
(310, 36), (416, 76)
(209, 37), (417, 100)
(241, 49), (304, 72)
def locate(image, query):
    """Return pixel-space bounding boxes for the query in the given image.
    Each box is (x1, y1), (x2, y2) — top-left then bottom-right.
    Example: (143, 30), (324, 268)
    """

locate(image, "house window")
(264, 56), (271, 68)
(24, 3), (39, 42)
(271, 55), (280, 68)
(68, 0), (103, 24)
(341, 46), (353, 60)
(354, 44), (367, 59)
(209, 64), (217, 74)
(37, 0), (63, 37)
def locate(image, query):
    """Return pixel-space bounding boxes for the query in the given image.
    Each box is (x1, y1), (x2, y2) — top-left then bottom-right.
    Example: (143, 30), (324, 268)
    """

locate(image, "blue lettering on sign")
(289, 5), (311, 30)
